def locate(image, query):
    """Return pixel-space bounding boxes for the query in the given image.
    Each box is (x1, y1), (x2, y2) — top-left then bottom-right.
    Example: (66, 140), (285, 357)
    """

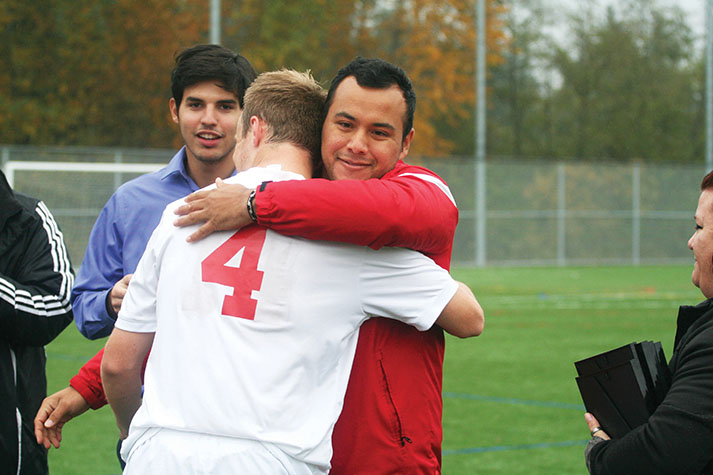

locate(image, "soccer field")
(43, 265), (699, 474)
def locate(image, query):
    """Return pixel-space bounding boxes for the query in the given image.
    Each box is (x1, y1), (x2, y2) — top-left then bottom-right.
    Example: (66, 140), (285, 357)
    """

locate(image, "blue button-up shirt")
(72, 147), (234, 339)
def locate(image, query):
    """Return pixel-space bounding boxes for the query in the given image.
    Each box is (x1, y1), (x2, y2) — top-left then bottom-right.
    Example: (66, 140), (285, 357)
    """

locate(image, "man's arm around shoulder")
(256, 170), (457, 257)
(173, 165), (458, 263)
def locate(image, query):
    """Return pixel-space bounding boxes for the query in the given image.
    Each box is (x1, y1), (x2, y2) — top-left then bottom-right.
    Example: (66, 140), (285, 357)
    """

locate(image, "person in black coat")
(584, 170), (713, 475)
(0, 170), (74, 474)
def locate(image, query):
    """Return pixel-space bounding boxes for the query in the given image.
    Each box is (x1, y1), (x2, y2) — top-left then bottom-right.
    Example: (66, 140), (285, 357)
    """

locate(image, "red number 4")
(201, 227), (267, 320)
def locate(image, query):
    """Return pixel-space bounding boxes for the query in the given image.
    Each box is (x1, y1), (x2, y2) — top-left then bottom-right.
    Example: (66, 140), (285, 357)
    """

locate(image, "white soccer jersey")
(116, 166), (459, 472)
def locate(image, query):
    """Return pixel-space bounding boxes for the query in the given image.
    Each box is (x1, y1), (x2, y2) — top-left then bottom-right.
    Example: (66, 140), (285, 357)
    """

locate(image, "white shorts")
(122, 428), (323, 474)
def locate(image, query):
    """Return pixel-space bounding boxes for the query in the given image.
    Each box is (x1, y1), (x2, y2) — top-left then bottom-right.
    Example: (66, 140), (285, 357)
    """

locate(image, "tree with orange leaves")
(2, 0), (506, 158)
(225, 0), (506, 157)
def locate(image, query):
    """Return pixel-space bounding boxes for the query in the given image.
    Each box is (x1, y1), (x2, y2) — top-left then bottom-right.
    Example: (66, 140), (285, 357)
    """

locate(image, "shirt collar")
(158, 146), (237, 190)
(0, 170), (22, 228)
(158, 146), (192, 183)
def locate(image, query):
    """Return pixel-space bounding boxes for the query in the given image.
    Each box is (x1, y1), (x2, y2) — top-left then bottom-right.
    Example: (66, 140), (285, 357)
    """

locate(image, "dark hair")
(324, 57), (416, 142)
(171, 44), (257, 109)
(702, 170), (713, 191)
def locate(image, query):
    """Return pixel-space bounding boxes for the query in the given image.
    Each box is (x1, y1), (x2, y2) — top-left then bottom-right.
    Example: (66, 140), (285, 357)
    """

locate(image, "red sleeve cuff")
(68, 348), (108, 410)
(69, 373), (107, 410)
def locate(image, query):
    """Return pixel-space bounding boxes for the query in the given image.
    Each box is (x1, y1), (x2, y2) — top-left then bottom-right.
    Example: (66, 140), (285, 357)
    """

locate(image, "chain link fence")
(2, 145), (705, 268)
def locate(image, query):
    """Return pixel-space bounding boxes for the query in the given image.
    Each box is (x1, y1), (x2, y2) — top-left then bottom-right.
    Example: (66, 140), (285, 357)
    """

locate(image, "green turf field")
(43, 265), (699, 474)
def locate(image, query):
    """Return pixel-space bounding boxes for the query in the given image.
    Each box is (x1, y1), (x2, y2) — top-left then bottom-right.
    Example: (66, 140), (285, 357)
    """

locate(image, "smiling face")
(689, 189), (713, 298)
(169, 80), (241, 167)
(321, 76), (414, 181)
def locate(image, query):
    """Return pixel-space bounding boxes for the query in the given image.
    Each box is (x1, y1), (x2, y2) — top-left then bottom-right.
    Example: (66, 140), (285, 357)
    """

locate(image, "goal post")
(2, 160), (165, 187)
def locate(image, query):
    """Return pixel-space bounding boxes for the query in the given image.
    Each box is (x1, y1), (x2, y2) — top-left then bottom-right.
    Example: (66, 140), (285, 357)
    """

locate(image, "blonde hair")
(241, 69), (327, 166)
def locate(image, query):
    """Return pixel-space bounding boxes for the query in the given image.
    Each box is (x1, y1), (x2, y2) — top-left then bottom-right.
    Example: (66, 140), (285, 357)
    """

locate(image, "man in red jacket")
(175, 56), (459, 474)
(36, 57), (459, 474)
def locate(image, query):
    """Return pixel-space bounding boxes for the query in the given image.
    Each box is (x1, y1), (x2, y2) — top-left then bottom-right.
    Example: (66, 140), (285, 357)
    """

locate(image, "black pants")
(117, 438), (126, 471)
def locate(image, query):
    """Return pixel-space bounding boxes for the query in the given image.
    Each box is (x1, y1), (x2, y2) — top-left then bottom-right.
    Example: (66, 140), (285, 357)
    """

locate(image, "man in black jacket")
(0, 170), (74, 474)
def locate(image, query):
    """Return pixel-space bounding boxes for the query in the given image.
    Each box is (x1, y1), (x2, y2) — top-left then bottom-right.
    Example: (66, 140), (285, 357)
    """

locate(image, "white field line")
(483, 291), (701, 310)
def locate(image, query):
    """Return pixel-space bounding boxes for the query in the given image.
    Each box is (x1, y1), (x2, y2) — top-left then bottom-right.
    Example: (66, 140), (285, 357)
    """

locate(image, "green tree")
(1, 0), (507, 156)
(223, 0), (368, 81)
(550, 0), (700, 162)
(225, 0), (506, 157)
(486, 0), (554, 158)
(368, 0), (506, 156)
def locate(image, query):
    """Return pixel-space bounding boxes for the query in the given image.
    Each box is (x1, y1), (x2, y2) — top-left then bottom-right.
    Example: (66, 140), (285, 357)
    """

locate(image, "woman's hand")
(585, 412), (611, 440)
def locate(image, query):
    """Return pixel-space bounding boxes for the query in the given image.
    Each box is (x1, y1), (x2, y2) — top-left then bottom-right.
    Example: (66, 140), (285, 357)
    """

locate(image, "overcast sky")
(677, 0), (706, 37)
(542, 0), (707, 49)
(575, 0), (703, 35)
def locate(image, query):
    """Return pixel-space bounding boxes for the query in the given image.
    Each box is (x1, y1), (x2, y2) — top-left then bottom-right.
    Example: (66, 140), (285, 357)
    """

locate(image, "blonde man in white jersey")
(101, 70), (483, 474)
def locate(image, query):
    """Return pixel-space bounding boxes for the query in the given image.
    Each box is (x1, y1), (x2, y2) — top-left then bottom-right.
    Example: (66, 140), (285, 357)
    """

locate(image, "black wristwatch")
(247, 189), (257, 222)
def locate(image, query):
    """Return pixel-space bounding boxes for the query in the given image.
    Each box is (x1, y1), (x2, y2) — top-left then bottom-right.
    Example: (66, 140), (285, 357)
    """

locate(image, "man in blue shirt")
(72, 44), (257, 340)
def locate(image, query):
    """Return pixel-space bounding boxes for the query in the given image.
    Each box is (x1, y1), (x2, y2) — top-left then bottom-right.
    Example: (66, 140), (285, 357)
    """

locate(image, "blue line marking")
(443, 392), (585, 411)
(443, 439), (588, 455)
(442, 393), (587, 455)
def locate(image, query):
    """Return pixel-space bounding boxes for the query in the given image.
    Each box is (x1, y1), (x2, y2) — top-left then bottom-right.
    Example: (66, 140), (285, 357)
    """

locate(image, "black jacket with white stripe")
(0, 170), (73, 475)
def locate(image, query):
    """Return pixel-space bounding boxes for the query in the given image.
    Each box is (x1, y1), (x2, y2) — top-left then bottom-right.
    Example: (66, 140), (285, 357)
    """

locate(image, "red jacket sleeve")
(70, 348), (107, 410)
(69, 346), (150, 410)
(255, 161), (458, 269)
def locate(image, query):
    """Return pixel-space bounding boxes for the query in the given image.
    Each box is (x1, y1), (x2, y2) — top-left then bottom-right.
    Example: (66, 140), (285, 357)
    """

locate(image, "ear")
(398, 128), (415, 161)
(250, 116), (267, 147)
(169, 98), (179, 124)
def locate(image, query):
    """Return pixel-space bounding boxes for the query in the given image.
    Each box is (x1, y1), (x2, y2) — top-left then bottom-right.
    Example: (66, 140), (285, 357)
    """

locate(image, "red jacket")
(70, 160), (458, 473)
(70, 348), (106, 409)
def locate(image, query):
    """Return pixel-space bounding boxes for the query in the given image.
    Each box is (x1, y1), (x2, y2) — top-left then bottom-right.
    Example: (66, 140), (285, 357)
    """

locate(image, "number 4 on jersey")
(201, 227), (267, 319)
